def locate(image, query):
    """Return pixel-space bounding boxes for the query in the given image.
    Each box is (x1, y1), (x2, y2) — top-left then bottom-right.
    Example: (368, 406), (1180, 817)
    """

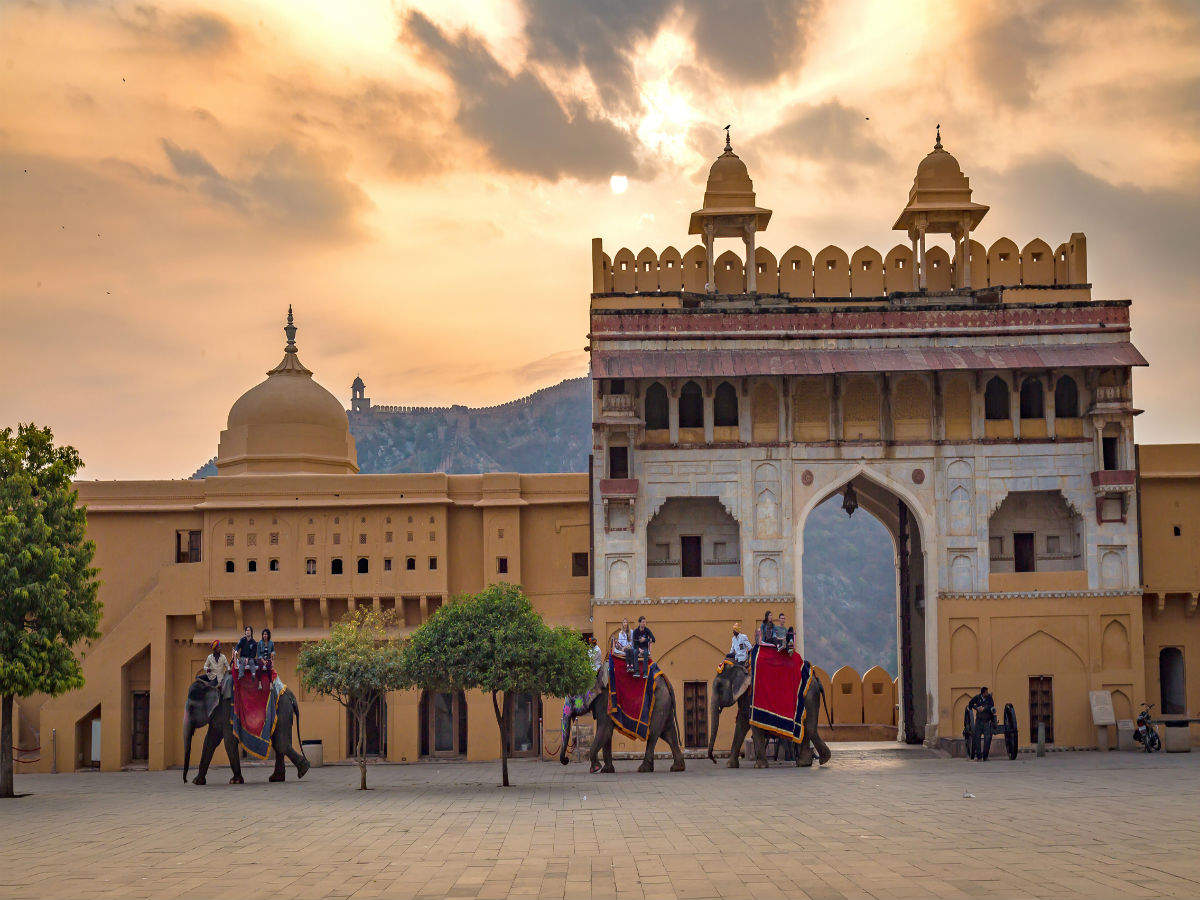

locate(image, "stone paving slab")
(2, 751), (1200, 899)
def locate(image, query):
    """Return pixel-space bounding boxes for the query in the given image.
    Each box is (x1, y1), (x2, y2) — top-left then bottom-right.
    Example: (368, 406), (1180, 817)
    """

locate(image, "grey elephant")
(707, 661), (831, 768)
(559, 664), (685, 773)
(183, 678), (309, 784)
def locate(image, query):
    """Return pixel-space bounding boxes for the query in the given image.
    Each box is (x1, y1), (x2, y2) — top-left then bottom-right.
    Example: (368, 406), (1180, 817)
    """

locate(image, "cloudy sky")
(2, 0), (1198, 479)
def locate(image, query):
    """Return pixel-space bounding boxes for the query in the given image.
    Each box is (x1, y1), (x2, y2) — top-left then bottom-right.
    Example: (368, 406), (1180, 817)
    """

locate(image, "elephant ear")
(730, 666), (753, 701)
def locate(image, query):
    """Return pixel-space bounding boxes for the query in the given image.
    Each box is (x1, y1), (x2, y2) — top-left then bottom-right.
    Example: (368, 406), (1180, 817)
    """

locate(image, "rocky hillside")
(191, 375), (895, 671)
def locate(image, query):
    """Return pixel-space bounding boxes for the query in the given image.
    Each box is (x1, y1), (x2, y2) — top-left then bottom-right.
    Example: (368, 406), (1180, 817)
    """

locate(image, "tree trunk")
(356, 701), (368, 791)
(491, 690), (509, 787)
(1, 694), (13, 798)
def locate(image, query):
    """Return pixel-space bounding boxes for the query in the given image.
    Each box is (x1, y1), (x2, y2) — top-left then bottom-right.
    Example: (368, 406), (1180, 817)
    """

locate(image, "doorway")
(1160, 647), (1186, 715)
(1029, 675), (1054, 743)
(348, 693), (386, 758)
(683, 682), (708, 749)
(1013, 532), (1036, 572)
(130, 691), (149, 762)
(680, 535), (702, 578)
(419, 690), (467, 758)
(506, 693), (541, 757)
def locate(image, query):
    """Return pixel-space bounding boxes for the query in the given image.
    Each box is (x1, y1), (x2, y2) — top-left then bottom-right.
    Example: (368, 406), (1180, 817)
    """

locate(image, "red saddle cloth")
(608, 654), (659, 741)
(232, 668), (276, 746)
(747, 644), (813, 743)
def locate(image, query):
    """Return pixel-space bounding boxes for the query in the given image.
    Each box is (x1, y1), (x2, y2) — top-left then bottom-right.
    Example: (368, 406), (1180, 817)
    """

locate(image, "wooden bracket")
(233, 598), (244, 632)
(1187, 594), (1198, 617)
(319, 597), (329, 630)
(294, 598), (304, 629)
(264, 598), (274, 631)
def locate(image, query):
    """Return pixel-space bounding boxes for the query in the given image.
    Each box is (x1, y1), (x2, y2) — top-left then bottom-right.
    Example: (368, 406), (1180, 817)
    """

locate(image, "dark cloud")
(116, 5), (237, 54)
(401, 11), (645, 182)
(160, 138), (368, 236)
(764, 100), (888, 166)
(520, 0), (814, 112)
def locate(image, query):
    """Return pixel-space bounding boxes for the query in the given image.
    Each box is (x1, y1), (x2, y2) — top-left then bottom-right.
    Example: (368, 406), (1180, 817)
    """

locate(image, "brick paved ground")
(3, 748), (1200, 900)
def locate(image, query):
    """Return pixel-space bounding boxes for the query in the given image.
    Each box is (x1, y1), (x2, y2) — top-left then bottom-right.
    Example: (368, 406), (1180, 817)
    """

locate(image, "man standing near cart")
(968, 686), (996, 761)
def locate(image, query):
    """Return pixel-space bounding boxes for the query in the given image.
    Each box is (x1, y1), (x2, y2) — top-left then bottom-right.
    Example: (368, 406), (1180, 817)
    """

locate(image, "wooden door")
(506, 693), (540, 757)
(681, 535), (702, 578)
(1029, 676), (1054, 743)
(131, 691), (149, 761)
(683, 682), (708, 749)
(428, 691), (461, 758)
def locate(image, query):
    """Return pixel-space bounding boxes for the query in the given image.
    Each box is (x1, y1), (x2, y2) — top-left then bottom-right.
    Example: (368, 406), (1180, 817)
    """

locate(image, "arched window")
(357, 557), (369, 574)
(1019, 377), (1044, 419)
(331, 558), (344, 575)
(1054, 376), (1079, 418)
(644, 382), (668, 430)
(713, 381), (738, 427)
(679, 381), (704, 429)
(984, 377), (1010, 421)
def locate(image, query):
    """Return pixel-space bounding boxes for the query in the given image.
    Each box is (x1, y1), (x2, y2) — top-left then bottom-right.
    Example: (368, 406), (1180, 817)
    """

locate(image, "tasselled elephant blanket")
(230, 669), (284, 759)
(745, 645), (816, 744)
(607, 654), (662, 741)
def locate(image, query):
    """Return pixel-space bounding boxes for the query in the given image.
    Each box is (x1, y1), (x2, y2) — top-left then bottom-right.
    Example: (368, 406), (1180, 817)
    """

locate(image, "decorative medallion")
(912, 468), (925, 484)
(801, 469), (814, 486)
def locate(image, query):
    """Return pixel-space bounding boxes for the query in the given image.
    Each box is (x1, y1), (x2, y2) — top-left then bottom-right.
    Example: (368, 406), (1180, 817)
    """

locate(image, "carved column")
(1045, 371), (1057, 439)
(703, 221), (716, 293)
(831, 375), (843, 442)
(1011, 370), (1022, 440)
(668, 380), (680, 444)
(880, 373), (893, 443)
(743, 219), (757, 294)
(703, 380), (715, 444)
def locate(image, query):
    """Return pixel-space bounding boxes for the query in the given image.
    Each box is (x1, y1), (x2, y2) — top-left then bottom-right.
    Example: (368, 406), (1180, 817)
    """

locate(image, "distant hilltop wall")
(351, 378), (584, 417)
(592, 234), (1087, 297)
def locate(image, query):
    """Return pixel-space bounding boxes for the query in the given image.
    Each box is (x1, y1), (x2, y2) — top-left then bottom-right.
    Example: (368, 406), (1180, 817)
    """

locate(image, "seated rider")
(727, 623), (751, 666)
(202, 640), (229, 686)
(234, 625), (258, 677)
(257, 628), (275, 678)
(631, 616), (655, 679)
(776, 612), (796, 655)
(757, 612), (775, 648)
(613, 619), (632, 665)
(967, 686), (997, 761)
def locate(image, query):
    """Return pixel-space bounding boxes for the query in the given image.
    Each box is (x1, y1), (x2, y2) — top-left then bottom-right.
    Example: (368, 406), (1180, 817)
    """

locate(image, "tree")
(296, 607), (404, 790)
(399, 582), (592, 786)
(0, 424), (102, 798)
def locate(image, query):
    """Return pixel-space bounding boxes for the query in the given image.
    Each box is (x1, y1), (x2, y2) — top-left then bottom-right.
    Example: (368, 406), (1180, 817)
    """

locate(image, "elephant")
(707, 660), (831, 769)
(559, 664), (685, 773)
(183, 678), (309, 784)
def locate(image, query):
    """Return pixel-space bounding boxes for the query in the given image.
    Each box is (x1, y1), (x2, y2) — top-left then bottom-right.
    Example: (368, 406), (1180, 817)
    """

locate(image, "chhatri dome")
(215, 307), (358, 476)
(893, 125), (989, 234)
(688, 127), (772, 237)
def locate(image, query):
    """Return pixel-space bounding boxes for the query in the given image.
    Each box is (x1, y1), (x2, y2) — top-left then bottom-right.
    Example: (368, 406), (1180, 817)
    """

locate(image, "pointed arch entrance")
(797, 468), (931, 744)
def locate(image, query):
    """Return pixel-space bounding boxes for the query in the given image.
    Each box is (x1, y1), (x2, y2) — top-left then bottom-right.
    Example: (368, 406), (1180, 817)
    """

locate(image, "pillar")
(738, 379), (752, 443)
(668, 381), (680, 444)
(909, 231), (920, 291)
(703, 222), (715, 293)
(1045, 372), (1056, 439)
(777, 377), (788, 441)
(703, 382), (715, 444)
(918, 225), (928, 291)
(831, 375), (843, 442)
(879, 374), (893, 443)
(1010, 372), (1021, 440)
(743, 220), (757, 294)
(961, 224), (972, 289)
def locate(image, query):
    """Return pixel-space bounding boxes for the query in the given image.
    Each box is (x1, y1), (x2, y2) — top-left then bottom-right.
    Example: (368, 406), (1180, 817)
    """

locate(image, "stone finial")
(724, 124), (732, 152)
(284, 304), (298, 353)
(934, 123), (942, 151)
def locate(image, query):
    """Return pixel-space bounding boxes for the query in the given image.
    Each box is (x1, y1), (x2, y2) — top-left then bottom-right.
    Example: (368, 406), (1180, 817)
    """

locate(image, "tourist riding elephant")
(707, 661), (831, 768)
(559, 664), (686, 773)
(183, 678), (309, 784)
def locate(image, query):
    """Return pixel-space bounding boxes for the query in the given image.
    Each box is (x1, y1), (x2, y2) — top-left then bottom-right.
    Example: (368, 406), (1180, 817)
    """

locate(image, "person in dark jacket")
(631, 616), (655, 678)
(776, 612), (796, 655)
(234, 625), (258, 677)
(258, 628), (275, 677)
(757, 612), (776, 648)
(967, 686), (997, 760)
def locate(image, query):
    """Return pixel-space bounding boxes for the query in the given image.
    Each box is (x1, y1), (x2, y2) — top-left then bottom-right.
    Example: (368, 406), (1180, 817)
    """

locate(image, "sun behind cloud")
(610, 174), (629, 194)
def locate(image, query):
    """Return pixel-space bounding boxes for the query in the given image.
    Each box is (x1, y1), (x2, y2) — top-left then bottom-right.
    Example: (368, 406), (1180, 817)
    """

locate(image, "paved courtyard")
(3, 747), (1200, 900)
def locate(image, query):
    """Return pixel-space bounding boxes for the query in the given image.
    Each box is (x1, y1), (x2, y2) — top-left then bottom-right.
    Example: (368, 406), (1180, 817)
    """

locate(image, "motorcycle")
(1133, 702), (1162, 753)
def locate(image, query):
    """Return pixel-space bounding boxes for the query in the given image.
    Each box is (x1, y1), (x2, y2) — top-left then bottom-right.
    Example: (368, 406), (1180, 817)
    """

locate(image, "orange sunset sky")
(2, 0), (1199, 480)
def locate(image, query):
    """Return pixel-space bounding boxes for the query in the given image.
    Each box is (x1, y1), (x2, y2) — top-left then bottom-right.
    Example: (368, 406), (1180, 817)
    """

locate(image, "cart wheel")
(963, 707), (976, 759)
(1003, 704), (1018, 759)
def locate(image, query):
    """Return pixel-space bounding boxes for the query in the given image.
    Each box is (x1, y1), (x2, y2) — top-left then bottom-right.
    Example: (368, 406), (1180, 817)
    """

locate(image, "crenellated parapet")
(591, 234), (1088, 298)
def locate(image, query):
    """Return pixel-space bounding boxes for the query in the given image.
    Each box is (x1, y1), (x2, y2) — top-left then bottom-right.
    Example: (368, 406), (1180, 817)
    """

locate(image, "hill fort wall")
(592, 234), (1087, 297)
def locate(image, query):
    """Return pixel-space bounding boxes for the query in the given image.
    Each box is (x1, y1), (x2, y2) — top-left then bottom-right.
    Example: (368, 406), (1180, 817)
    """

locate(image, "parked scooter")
(1133, 702), (1162, 753)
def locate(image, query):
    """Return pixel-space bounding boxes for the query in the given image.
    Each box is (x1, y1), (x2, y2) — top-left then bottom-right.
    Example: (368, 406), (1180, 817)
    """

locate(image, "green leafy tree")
(296, 607), (404, 790)
(0, 424), (101, 798)
(399, 582), (592, 786)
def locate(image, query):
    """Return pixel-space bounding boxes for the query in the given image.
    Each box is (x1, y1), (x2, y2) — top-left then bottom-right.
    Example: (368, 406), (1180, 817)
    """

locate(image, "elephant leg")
(662, 711), (685, 772)
(193, 727), (221, 785)
(601, 732), (615, 773)
(796, 738), (814, 768)
(269, 749), (286, 782)
(751, 728), (769, 768)
(224, 729), (244, 784)
(728, 711), (750, 768)
(811, 730), (832, 765)
(638, 728), (657, 773)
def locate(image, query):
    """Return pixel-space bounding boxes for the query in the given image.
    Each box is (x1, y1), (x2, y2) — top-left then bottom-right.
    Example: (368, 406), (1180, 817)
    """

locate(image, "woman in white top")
(613, 619), (632, 657)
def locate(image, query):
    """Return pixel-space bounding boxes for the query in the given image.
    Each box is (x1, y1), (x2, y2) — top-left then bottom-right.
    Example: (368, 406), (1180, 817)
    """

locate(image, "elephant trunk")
(182, 716), (195, 783)
(558, 704), (573, 766)
(707, 692), (723, 763)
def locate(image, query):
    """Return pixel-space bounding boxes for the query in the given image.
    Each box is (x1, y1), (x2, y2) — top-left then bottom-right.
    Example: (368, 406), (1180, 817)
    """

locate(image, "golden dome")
(689, 130), (771, 236)
(215, 308), (358, 476)
(892, 126), (988, 234)
(914, 146), (966, 190)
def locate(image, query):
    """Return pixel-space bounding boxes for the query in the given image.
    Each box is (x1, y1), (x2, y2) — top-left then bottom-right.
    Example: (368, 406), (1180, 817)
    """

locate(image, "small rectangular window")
(359, 533), (367, 544)
(247, 534), (257, 547)
(406, 557), (416, 571)
(497, 557), (508, 574)
(269, 532), (279, 545)
(429, 531), (436, 541)
(608, 446), (629, 480)
(307, 533), (315, 545)
(1102, 436), (1120, 471)
(268, 558), (279, 572)
(333, 533), (341, 545)
(225, 533), (235, 547)
(331, 558), (343, 575)
(384, 558), (392, 572)
(429, 556), (438, 570)
(225, 560), (235, 573)
(1046, 534), (1061, 554)
(572, 552), (589, 577)
(385, 531), (393, 543)
(247, 559), (257, 573)
(1174, 525), (1182, 537)
(305, 558), (316, 575)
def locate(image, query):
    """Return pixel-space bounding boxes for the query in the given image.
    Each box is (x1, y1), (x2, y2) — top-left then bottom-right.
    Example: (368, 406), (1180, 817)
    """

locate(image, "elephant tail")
(820, 678), (833, 729)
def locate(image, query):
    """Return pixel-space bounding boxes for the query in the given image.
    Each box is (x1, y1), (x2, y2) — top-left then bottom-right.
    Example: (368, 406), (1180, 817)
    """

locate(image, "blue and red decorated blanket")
(747, 644), (814, 744)
(607, 654), (660, 741)
(231, 669), (281, 759)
